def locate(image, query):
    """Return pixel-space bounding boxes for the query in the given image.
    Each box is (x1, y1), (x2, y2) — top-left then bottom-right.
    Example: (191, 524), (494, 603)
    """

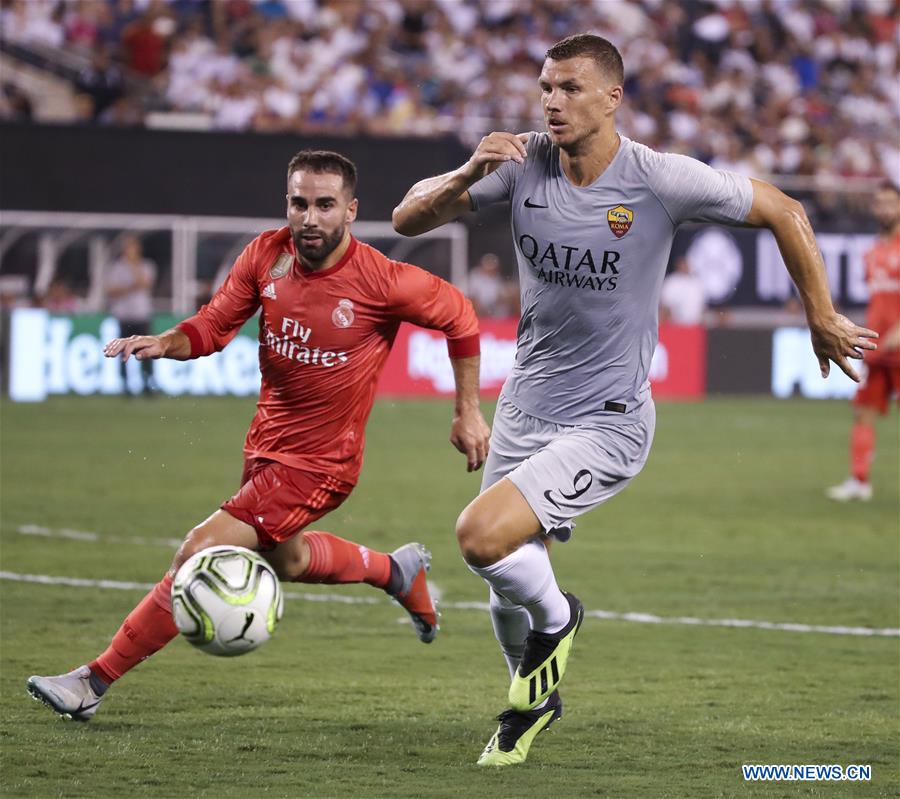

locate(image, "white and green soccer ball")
(171, 545), (284, 657)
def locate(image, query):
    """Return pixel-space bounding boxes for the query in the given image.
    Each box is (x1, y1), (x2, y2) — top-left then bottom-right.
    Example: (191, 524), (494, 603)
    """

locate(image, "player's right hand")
(450, 407), (491, 472)
(809, 312), (878, 381)
(103, 335), (166, 363)
(462, 132), (530, 182)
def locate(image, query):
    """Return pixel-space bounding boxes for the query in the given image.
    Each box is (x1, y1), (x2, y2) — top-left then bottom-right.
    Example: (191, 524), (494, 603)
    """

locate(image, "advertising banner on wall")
(670, 227), (874, 310)
(7, 310), (707, 401)
(771, 327), (859, 399)
(377, 320), (706, 399)
(8, 310), (261, 401)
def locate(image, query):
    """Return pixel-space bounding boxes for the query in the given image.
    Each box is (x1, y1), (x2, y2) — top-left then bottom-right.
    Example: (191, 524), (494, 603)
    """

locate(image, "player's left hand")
(809, 312), (878, 381)
(450, 408), (491, 472)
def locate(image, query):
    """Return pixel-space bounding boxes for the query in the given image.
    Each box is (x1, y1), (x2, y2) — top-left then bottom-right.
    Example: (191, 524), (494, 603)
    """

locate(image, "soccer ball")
(171, 545), (284, 657)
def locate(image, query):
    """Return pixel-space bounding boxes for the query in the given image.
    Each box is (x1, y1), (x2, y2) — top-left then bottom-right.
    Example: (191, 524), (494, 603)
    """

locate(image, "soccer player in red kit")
(828, 182), (900, 501)
(26, 150), (491, 721)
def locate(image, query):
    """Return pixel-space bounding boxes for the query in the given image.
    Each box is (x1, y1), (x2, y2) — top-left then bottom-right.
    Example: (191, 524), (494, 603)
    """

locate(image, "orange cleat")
(389, 543), (438, 643)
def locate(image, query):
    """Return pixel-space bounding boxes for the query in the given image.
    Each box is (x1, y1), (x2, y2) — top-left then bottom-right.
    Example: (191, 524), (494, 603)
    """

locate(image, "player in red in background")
(828, 182), (900, 502)
(26, 150), (491, 721)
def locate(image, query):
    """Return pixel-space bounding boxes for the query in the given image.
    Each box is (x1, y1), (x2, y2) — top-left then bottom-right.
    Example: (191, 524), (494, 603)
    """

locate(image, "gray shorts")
(481, 394), (656, 540)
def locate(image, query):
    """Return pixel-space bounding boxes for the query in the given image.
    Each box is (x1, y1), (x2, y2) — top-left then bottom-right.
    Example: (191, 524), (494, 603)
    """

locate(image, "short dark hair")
(287, 150), (357, 195)
(546, 34), (624, 85)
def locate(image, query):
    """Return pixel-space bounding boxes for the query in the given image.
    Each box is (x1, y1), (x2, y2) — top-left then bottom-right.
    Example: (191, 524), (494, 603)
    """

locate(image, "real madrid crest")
(607, 205), (634, 239)
(332, 299), (354, 328)
(269, 253), (292, 280)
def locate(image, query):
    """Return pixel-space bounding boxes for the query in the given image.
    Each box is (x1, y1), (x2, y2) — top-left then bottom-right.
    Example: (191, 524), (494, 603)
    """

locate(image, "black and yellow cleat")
(508, 591), (583, 711)
(477, 691), (563, 766)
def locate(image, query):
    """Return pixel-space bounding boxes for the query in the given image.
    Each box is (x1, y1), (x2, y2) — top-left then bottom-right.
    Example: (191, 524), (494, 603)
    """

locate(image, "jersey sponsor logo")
(607, 205), (633, 238)
(518, 234), (622, 292)
(262, 282), (277, 300)
(263, 318), (348, 367)
(524, 197), (548, 209)
(269, 253), (292, 279)
(332, 299), (355, 328)
(282, 316), (312, 342)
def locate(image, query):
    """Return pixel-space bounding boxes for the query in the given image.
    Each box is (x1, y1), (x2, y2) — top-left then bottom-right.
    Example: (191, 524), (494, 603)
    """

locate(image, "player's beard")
(877, 216), (900, 234)
(292, 225), (345, 267)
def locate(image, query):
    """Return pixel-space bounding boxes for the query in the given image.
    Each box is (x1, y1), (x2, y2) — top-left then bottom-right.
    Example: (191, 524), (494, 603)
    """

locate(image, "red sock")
(850, 422), (875, 483)
(299, 531), (392, 589)
(89, 573), (178, 685)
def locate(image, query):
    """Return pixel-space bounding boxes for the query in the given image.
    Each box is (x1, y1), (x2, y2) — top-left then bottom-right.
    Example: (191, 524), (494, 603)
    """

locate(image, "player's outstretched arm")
(392, 132), (529, 237)
(103, 328), (191, 363)
(744, 179), (878, 381)
(449, 355), (491, 472)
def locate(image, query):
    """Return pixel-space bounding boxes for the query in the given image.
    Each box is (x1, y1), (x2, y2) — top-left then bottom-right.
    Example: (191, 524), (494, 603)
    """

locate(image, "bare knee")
(455, 503), (510, 568)
(457, 480), (543, 567)
(169, 511), (258, 575)
(170, 525), (218, 574)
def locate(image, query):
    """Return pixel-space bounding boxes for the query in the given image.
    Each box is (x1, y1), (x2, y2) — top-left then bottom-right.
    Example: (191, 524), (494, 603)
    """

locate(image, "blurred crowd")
(1, 0), (898, 185)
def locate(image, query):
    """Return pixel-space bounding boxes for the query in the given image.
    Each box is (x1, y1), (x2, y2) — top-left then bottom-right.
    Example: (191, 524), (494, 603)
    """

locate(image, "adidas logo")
(262, 282), (277, 300)
(528, 657), (560, 704)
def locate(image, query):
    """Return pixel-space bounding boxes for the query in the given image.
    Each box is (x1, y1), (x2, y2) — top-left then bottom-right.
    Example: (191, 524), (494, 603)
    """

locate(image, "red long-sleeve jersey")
(177, 228), (479, 485)
(864, 232), (900, 366)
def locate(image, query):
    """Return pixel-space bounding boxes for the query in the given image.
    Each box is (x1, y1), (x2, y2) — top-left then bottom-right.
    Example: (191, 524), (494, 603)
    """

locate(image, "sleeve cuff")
(447, 333), (480, 359)
(176, 320), (204, 358)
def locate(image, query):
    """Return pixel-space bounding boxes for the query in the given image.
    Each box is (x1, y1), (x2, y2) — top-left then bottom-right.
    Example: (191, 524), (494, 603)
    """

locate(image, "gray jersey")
(469, 133), (753, 424)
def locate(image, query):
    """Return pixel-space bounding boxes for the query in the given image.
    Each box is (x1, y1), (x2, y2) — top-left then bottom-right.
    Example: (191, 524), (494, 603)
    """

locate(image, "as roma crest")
(269, 253), (292, 280)
(607, 205), (634, 238)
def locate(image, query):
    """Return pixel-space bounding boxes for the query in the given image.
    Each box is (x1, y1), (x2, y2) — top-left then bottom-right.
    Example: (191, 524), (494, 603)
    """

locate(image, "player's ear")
(606, 85), (623, 114)
(346, 197), (358, 224)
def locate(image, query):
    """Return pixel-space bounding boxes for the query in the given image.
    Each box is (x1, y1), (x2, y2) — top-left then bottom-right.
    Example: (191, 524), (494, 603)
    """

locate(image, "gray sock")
(88, 669), (109, 696)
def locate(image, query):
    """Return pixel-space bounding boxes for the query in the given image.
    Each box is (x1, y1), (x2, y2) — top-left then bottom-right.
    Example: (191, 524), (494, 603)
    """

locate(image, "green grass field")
(1, 396), (897, 798)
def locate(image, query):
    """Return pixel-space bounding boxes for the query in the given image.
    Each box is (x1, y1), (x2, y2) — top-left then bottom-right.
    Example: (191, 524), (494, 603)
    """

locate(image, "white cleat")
(826, 478), (873, 502)
(26, 666), (104, 721)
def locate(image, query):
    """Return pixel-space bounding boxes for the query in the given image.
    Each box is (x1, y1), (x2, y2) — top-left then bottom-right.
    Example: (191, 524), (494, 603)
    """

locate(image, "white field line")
(1, 569), (897, 639)
(14, 524), (183, 548)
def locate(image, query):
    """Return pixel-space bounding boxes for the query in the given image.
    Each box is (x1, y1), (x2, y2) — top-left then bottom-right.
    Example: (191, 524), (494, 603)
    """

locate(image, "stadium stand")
(1, 0), (897, 190)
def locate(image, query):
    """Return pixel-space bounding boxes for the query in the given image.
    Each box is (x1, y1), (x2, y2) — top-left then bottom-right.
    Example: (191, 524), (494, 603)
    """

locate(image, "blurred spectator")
(99, 95), (143, 126)
(0, 274), (31, 310)
(0, 83), (33, 121)
(40, 278), (80, 313)
(660, 257), (706, 326)
(75, 49), (125, 119)
(1, 0), (65, 48)
(106, 235), (157, 394)
(121, 9), (170, 77)
(468, 252), (515, 318)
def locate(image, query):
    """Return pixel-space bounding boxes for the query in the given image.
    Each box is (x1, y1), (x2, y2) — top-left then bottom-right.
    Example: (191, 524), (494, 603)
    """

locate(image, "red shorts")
(222, 458), (353, 550)
(854, 360), (900, 415)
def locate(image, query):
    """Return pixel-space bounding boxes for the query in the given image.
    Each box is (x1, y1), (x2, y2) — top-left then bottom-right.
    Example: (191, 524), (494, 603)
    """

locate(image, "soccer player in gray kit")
(393, 33), (877, 766)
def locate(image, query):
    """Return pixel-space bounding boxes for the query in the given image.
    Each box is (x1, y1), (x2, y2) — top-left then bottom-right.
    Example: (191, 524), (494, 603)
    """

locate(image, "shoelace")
(495, 709), (532, 750)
